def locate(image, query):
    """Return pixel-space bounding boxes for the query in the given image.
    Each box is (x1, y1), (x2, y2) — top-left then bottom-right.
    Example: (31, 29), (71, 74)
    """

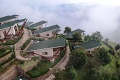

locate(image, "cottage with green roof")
(73, 40), (101, 54)
(0, 15), (18, 24)
(0, 19), (26, 40)
(28, 20), (47, 29)
(65, 29), (85, 40)
(27, 38), (66, 62)
(33, 24), (60, 39)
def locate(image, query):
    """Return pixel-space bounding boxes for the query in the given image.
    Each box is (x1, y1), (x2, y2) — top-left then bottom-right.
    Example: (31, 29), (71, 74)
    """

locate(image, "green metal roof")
(0, 15), (18, 22)
(27, 38), (66, 51)
(25, 21), (33, 27)
(28, 20), (47, 28)
(79, 40), (101, 49)
(65, 29), (85, 38)
(0, 19), (26, 29)
(34, 24), (60, 34)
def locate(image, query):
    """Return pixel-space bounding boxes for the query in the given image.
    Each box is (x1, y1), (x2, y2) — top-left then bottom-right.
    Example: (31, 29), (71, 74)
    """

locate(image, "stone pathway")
(14, 28), (31, 60)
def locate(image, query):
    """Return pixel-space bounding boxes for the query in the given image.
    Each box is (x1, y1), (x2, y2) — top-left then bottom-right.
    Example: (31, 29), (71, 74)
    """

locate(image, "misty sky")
(0, 0), (120, 43)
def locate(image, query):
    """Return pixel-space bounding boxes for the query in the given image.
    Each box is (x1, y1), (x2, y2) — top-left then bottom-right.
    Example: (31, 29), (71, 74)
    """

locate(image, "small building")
(27, 38), (66, 62)
(73, 40), (101, 54)
(0, 15), (18, 24)
(0, 19), (26, 40)
(33, 24), (60, 39)
(65, 29), (85, 41)
(28, 20), (47, 29)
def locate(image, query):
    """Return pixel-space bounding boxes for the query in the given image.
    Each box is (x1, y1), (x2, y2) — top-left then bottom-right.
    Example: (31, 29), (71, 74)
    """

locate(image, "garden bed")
(0, 54), (15, 66)
(26, 58), (61, 78)
(0, 47), (12, 58)
(0, 37), (22, 45)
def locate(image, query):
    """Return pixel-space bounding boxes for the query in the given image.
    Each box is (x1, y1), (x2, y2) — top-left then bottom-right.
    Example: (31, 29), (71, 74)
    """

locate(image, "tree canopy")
(84, 35), (91, 42)
(115, 44), (120, 51)
(97, 47), (111, 65)
(72, 32), (82, 42)
(70, 48), (86, 68)
(64, 27), (71, 34)
(91, 31), (103, 41)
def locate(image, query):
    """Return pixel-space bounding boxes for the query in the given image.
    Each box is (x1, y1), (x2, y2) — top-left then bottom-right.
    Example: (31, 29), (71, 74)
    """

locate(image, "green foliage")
(64, 27), (71, 34)
(66, 66), (78, 80)
(91, 31), (103, 41)
(108, 49), (115, 56)
(21, 39), (31, 50)
(104, 38), (109, 44)
(0, 54), (15, 66)
(70, 48), (86, 68)
(97, 47), (111, 65)
(72, 32), (82, 42)
(0, 37), (21, 45)
(84, 35), (91, 42)
(0, 47), (12, 58)
(26, 58), (62, 78)
(55, 67), (78, 80)
(55, 70), (66, 80)
(115, 44), (120, 51)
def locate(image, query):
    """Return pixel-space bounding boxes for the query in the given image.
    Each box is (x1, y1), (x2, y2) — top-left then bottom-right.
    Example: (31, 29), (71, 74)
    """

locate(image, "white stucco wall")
(0, 24), (17, 39)
(0, 31), (4, 39)
(34, 48), (53, 57)
(35, 24), (44, 29)
(39, 31), (54, 38)
(4, 25), (16, 35)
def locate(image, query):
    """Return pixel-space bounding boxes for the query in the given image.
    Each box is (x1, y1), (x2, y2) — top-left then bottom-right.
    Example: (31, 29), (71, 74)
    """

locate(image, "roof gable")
(27, 38), (66, 51)
(0, 15), (18, 22)
(0, 19), (26, 29)
(34, 24), (60, 34)
(79, 40), (101, 49)
(28, 20), (47, 28)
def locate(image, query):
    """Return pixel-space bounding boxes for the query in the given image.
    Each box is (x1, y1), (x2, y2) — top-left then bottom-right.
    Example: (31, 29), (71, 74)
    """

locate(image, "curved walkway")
(14, 28), (31, 60)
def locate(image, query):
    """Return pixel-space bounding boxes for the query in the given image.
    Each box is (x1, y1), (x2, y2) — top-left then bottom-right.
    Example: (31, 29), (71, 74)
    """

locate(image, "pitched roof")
(65, 29), (85, 38)
(27, 38), (66, 51)
(0, 19), (26, 29)
(25, 21), (33, 27)
(0, 15), (18, 22)
(34, 24), (60, 34)
(28, 20), (47, 28)
(79, 40), (101, 49)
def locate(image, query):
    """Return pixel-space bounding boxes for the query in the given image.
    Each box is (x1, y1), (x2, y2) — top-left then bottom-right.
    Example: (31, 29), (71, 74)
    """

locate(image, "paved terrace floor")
(14, 28), (31, 60)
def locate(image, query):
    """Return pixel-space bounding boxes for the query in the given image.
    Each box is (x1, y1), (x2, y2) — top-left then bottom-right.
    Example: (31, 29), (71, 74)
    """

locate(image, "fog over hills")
(0, 0), (120, 43)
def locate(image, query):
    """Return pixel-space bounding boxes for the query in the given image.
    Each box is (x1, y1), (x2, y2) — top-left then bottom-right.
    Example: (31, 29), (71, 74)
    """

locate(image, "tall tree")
(72, 32), (82, 42)
(91, 31), (103, 41)
(84, 35), (91, 42)
(97, 47), (111, 65)
(66, 66), (78, 80)
(115, 44), (120, 51)
(64, 27), (71, 34)
(104, 38), (109, 44)
(70, 48), (86, 68)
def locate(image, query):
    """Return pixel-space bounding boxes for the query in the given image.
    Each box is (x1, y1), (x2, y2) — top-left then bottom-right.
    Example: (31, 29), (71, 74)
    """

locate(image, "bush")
(21, 39), (31, 50)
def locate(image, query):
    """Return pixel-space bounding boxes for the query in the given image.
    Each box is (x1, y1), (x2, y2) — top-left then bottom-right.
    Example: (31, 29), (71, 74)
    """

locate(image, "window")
(46, 34), (49, 36)
(42, 52), (48, 55)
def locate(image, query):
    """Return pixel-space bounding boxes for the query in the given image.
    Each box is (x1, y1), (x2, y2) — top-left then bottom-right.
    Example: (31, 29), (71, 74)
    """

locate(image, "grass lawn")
(26, 57), (61, 78)
(0, 48), (12, 58)
(18, 59), (39, 71)
(108, 41), (117, 48)
(101, 42), (110, 50)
